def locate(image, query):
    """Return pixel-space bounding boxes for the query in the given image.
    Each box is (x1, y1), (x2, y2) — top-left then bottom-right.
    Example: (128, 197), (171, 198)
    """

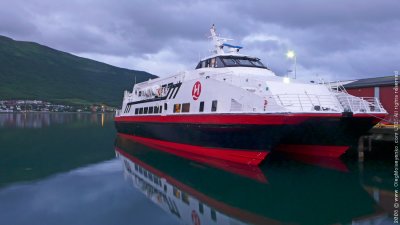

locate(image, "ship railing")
(335, 94), (386, 113)
(272, 94), (343, 112)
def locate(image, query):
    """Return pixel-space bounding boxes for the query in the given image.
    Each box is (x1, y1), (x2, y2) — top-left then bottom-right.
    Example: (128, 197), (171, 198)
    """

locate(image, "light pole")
(286, 50), (296, 79)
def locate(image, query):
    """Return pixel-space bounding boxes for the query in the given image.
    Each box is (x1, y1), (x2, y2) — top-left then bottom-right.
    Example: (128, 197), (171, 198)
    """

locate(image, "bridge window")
(139, 108), (143, 114)
(221, 56), (267, 68)
(222, 58), (238, 66)
(154, 106), (159, 113)
(135, 108), (139, 114)
(148, 106), (153, 114)
(144, 107), (148, 114)
(237, 58), (253, 66)
(215, 57), (224, 67)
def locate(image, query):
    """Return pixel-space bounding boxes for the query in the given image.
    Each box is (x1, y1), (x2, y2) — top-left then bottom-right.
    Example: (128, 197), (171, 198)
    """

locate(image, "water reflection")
(0, 113), (116, 186)
(0, 160), (177, 225)
(115, 134), (393, 225)
(0, 112), (114, 128)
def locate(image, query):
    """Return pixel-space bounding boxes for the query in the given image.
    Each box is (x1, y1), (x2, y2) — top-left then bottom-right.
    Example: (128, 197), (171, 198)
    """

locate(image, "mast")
(209, 24), (242, 54)
(210, 24), (225, 54)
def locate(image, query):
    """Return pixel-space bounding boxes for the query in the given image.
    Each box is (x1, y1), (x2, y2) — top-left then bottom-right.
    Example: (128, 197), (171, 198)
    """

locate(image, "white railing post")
(346, 96), (352, 112)
(297, 95), (303, 111)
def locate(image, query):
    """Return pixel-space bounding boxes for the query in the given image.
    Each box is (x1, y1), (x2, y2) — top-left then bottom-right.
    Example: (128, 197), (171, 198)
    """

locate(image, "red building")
(343, 76), (395, 124)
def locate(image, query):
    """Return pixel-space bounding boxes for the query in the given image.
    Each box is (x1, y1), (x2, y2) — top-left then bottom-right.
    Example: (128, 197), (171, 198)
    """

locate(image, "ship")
(115, 25), (387, 165)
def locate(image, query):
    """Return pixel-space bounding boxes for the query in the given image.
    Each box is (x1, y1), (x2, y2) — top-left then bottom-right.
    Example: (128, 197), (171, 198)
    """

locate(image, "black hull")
(281, 116), (380, 147)
(115, 122), (286, 150)
(114, 113), (382, 158)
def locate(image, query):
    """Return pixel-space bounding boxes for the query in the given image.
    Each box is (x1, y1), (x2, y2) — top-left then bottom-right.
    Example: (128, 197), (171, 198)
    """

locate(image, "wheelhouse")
(195, 56), (268, 69)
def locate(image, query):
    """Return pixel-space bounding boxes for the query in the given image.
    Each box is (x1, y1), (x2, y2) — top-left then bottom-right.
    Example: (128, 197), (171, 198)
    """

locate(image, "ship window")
(215, 57), (224, 68)
(182, 192), (189, 205)
(237, 58), (253, 66)
(138, 167), (143, 174)
(210, 58), (216, 67)
(201, 61), (205, 68)
(173, 187), (181, 199)
(154, 106), (159, 113)
(195, 62), (202, 69)
(144, 107), (148, 114)
(211, 100), (218, 112)
(148, 106), (153, 114)
(134, 164), (138, 171)
(139, 91), (142, 97)
(181, 103), (190, 112)
(211, 209), (217, 221)
(135, 108), (139, 115)
(251, 60), (264, 67)
(205, 59), (210, 68)
(173, 104), (181, 113)
(199, 101), (204, 112)
(164, 103), (167, 111)
(139, 108), (143, 114)
(221, 56), (267, 68)
(159, 106), (163, 113)
(199, 203), (204, 214)
(222, 58), (238, 66)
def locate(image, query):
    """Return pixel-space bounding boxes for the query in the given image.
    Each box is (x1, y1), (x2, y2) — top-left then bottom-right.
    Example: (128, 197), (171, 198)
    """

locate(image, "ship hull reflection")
(115, 135), (388, 225)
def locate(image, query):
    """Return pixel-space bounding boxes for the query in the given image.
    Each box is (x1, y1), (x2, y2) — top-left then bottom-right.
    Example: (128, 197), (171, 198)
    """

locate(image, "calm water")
(0, 113), (394, 225)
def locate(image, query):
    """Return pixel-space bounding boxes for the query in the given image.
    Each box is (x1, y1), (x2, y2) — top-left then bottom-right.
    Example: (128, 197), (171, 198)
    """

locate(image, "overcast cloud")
(0, 0), (399, 80)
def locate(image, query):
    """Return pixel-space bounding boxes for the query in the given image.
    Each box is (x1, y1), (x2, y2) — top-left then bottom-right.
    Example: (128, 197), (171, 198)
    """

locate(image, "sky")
(0, 0), (399, 81)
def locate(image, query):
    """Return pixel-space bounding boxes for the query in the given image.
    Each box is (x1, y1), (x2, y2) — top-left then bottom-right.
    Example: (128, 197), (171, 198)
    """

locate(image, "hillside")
(0, 35), (157, 107)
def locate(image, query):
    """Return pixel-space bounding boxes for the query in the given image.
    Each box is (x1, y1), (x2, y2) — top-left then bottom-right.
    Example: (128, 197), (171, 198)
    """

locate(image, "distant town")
(0, 100), (116, 113)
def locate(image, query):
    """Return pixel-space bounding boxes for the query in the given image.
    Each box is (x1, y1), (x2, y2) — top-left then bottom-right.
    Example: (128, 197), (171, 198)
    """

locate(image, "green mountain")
(0, 35), (157, 107)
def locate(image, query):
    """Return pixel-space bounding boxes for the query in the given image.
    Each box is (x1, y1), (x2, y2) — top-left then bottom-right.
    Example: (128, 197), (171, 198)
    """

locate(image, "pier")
(357, 125), (395, 161)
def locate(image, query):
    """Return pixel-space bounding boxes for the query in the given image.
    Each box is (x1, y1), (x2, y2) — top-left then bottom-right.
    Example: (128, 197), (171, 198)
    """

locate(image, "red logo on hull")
(192, 81), (202, 100)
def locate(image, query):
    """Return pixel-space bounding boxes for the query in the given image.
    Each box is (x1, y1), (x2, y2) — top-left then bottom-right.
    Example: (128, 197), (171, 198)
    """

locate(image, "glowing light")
(283, 77), (290, 84)
(286, 50), (295, 59)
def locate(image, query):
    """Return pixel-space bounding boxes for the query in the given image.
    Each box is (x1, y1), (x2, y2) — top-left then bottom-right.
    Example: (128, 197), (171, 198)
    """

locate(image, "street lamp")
(286, 50), (297, 79)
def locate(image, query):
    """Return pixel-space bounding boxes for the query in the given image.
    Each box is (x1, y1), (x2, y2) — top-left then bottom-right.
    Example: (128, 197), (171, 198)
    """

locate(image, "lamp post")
(286, 50), (296, 79)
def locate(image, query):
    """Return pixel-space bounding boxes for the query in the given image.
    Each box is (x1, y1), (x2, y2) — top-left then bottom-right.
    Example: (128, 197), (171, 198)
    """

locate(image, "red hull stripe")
(353, 113), (387, 118)
(353, 113), (387, 124)
(274, 144), (349, 158)
(115, 113), (343, 125)
(118, 133), (268, 166)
